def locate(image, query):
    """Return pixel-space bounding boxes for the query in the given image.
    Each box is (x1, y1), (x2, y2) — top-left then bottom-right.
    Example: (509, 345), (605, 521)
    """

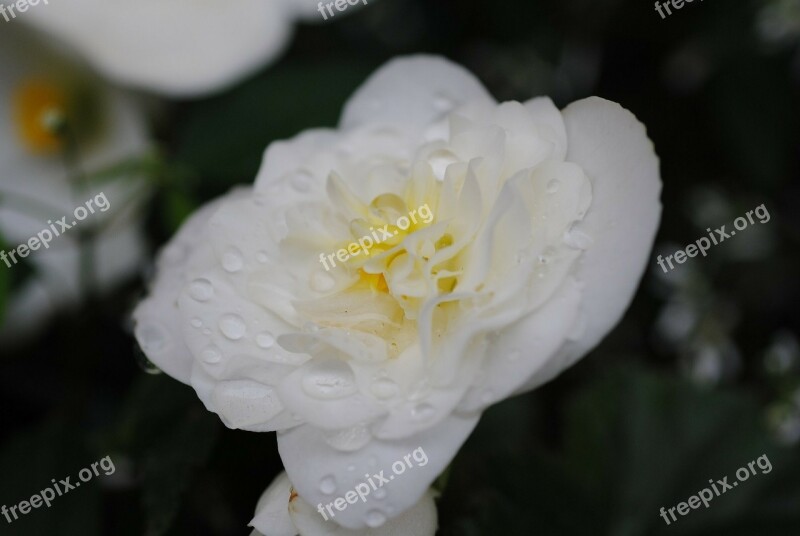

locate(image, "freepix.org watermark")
(317, 0), (368, 21)
(656, 203), (770, 273)
(654, 0), (704, 20)
(316, 447), (428, 521)
(0, 0), (49, 23)
(2, 455), (115, 525)
(659, 453), (772, 525)
(319, 203), (434, 271)
(1, 192), (111, 269)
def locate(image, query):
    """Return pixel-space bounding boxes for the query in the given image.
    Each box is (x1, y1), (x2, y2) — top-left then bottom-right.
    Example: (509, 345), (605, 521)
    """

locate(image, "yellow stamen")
(13, 80), (67, 154)
(358, 269), (389, 293)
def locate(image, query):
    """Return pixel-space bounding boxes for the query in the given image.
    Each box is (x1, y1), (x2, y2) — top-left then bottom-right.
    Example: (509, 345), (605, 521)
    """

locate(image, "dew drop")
(256, 332), (275, 349)
(324, 426), (372, 451)
(219, 314), (246, 340)
(411, 403), (435, 420)
(222, 247), (244, 273)
(256, 251), (269, 264)
(365, 510), (387, 528)
(310, 271), (336, 293)
(188, 279), (214, 302)
(291, 170), (314, 193)
(563, 224), (593, 250)
(302, 361), (357, 399)
(433, 92), (454, 112)
(201, 345), (222, 364)
(137, 324), (167, 353)
(212, 381), (284, 426)
(135, 347), (162, 375)
(319, 476), (337, 495)
(374, 488), (387, 499)
(370, 378), (399, 399)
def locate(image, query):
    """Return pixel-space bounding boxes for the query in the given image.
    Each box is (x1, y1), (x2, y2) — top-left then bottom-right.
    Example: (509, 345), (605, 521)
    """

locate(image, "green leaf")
(565, 368), (800, 536)
(441, 367), (800, 536)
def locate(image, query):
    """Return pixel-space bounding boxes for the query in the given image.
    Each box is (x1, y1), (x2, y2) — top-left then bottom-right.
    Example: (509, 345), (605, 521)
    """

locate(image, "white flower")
(249, 472), (437, 536)
(134, 55), (661, 529)
(0, 24), (150, 341)
(11, 0), (325, 97)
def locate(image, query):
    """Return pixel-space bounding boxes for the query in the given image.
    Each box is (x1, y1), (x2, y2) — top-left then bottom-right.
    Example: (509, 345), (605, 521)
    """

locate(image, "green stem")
(61, 123), (94, 299)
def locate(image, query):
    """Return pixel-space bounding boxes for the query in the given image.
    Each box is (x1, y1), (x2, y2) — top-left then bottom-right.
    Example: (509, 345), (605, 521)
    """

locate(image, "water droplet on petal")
(310, 271), (336, 293)
(222, 247), (244, 273)
(256, 251), (269, 264)
(256, 332), (275, 348)
(319, 476), (337, 495)
(190, 318), (203, 329)
(188, 279), (214, 302)
(291, 170), (314, 193)
(201, 345), (222, 364)
(324, 426), (372, 451)
(302, 361), (358, 399)
(433, 92), (454, 112)
(370, 378), (399, 399)
(219, 314), (246, 340)
(563, 224), (593, 250)
(212, 381), (284, 427)
(138, 324), (167, 353)
(411, 403), (435, 420)
(365, 510), (387, 528)
(374, 488), (387, 499)
(135, 347), (163, 375)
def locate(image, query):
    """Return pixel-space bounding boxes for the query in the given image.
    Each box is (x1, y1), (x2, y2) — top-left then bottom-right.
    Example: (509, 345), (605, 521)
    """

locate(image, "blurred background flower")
(10, 0), (332, 97)
(0, 24), (151, 343)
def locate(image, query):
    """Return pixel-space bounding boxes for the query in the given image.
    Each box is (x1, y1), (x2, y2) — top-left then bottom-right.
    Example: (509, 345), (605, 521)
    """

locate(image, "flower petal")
(133, 189), (250, 383)
(289, 486), (438, 536)
(277, 414), (478, 530)
(520, 97), (662, 392)
(20, 0), (296, 96)
(249, 472), (297, 536)
(340, 55), (495, 134)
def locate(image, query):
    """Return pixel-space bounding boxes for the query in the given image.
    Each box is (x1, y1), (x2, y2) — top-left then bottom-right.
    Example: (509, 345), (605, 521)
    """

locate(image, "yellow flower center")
(13, 80), (68, 154)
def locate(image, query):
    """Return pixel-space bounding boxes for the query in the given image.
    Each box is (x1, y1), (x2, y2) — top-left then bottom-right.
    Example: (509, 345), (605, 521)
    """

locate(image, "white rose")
(134, 55), (661, 529)
(249, 472), (437, 536)
(0, 24), (150, 341)
(11, 0), (323, 97)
